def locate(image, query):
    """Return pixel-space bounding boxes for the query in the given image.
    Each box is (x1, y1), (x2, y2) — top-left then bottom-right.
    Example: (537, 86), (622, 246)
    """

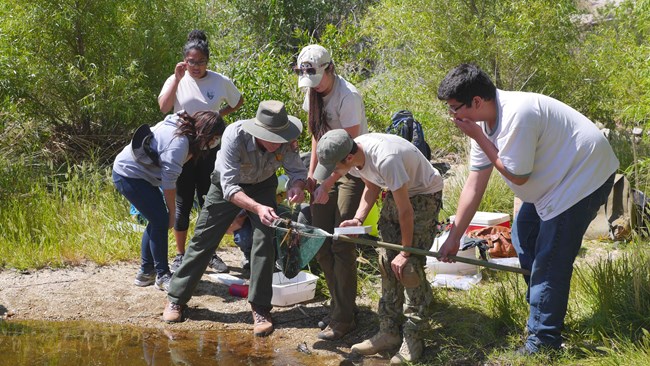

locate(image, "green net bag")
(273, 219), (329, 279)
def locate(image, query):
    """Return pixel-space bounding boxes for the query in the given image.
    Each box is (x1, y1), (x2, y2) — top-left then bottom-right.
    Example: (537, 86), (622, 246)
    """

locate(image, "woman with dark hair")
(294, 44), (368, 340)
(112, 111), (226, 291)
(158, 30), (244, 273)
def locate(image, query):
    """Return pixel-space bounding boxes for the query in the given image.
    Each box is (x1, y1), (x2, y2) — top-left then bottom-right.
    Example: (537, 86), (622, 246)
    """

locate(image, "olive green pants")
(167, 174), (278, 309)
(311, 174), (364, 324)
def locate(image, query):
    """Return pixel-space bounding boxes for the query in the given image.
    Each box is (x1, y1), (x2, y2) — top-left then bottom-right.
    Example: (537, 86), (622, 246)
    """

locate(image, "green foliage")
(573, 250), (650, 340)
(359, 0), (596, 152)
(229, 0), (375, 50)
(579, 0), (650, 128)
(0, 0), (210, 161)
(0, 162), (140, 269)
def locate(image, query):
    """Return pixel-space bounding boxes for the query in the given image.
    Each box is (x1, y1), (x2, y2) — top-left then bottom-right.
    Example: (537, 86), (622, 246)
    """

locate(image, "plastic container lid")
(334, 226), (371, 235)
(449, 211), (510, 225)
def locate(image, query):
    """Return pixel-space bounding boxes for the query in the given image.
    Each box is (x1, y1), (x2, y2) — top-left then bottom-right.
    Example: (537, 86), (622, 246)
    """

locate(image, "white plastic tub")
(426, 231), (479, 275)
(271, 271), (318, 307)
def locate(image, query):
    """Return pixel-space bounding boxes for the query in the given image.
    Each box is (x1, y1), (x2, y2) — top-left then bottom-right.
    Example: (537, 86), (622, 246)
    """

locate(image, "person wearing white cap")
(294, 44), (369, 340)
(162, 101), (308, 338)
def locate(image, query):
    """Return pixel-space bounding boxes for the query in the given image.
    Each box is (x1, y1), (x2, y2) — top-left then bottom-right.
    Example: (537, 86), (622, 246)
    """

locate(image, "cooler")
(450, 211), (510, 233)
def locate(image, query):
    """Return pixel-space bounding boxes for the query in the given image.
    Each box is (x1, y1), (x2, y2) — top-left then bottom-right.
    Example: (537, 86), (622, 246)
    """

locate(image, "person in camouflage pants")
(313, 130), (444, 365)
(376, 191), (442, 350)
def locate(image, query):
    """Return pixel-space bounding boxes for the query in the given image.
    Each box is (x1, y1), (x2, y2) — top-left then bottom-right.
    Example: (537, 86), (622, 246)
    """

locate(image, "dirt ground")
(0, 245), (393, 365)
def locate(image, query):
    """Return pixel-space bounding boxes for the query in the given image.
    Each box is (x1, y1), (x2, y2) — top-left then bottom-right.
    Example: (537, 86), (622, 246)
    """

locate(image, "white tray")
(334, 225), (371, 235)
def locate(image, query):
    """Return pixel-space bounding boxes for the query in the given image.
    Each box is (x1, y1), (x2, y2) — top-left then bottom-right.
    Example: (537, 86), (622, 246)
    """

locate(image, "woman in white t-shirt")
(294, 44), (368, 341)
(158, 30), (244, 274)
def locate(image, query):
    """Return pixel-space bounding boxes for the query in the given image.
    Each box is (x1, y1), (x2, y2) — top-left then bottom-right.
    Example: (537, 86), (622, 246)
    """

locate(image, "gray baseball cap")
(314, 129), (354, 181)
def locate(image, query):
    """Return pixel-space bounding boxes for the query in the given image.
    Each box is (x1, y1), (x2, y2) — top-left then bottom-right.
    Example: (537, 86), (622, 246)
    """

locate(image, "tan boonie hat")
(242, 100), (303, 144)
(314, 129), (354, 181)
(296, 44), (332, 88)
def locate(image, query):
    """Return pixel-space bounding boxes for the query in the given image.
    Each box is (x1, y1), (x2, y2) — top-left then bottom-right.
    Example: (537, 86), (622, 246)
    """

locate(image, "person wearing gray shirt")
(162, 101), (308, 338)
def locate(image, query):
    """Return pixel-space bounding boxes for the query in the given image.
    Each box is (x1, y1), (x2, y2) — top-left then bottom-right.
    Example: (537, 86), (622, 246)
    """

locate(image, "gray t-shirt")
(349, 133), (443, 196)
(113, 114), (189, 190)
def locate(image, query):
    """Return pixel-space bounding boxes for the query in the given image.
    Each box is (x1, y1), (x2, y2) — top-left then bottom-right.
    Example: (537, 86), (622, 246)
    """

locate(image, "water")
(0, 320), (338, 366)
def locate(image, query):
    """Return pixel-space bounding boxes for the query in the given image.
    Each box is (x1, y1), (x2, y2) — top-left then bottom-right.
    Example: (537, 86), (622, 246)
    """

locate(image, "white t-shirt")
(349, 134), (443, 196)
(159, 70), (241, 115)
(302, 75), (369, 135)
(470, 90), (619, 220)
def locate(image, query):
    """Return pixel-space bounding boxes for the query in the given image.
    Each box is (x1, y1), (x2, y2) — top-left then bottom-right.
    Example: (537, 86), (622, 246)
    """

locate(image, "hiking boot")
(170, 253), (184, 273)
(351, 331), (401, 355)
(162, 301), (186, 323)
(134, 269), (155, 287)
(251, 304), (274, 337)
(317, 320), (356, 341)
(155, 272), (172, 292)
(390, 336), (423, 365)
(208, 254), (229, 273)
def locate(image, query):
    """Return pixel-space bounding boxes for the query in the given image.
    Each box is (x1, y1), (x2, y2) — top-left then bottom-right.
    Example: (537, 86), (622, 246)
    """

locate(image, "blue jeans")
(233, 217), (253, 259)
(112, 171), (170, 277)
(512, 174), (614, 352)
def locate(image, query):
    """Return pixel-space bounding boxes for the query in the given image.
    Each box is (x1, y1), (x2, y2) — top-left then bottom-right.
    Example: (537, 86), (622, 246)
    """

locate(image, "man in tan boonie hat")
(163, 100), (308, 338)
(316, 129), (444, 365)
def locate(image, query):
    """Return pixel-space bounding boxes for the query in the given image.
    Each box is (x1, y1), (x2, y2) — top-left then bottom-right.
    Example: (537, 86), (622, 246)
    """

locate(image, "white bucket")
(425, 231), (479, 276)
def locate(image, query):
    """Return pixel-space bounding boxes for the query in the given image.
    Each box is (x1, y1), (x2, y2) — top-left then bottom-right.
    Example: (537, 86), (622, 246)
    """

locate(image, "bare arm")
(229, 190), (278, 227)
(454, 117), (528, 185)
(158, 62), (187, 113)
(163, 188), (177, 229)
(439, 168), (492, 262)
(388, 184), (415, 281)
(219, 95), (244, 117)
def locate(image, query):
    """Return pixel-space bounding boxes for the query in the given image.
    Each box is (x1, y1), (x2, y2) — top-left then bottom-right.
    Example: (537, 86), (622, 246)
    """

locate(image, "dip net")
(273, 219), (329, 279)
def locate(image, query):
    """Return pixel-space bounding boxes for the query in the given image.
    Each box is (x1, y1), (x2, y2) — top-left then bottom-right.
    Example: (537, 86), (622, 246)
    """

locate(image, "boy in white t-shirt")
(437, 63), (618, 355)
(314, 130), (443, 364)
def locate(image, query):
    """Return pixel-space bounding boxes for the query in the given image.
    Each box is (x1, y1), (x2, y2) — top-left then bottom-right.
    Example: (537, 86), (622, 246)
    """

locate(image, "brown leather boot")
(251, 304), (274, 337)
(162, 301), (186, 323)
(317, 320), (356, 341)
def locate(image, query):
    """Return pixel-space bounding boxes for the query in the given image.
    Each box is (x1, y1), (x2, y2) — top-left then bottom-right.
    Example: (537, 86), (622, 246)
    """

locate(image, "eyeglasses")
(292, 62), (330, 76)
(186, 59), (208, 67)
(447, 103), (466, 114)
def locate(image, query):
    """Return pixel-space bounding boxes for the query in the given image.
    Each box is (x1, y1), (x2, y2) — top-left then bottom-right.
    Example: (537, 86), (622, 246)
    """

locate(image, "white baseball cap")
(296, 44), (332, 88)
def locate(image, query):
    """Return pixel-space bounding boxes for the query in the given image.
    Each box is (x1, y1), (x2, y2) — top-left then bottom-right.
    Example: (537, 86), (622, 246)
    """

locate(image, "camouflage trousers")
(376, 191), (442, 339)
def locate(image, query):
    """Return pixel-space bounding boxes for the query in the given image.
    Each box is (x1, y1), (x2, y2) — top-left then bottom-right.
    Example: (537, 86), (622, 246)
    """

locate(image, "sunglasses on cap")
(292, 62), (330, 76)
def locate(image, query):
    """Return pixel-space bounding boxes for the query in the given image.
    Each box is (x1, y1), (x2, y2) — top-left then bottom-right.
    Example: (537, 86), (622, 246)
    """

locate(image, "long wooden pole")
(333, 233), (530, 275)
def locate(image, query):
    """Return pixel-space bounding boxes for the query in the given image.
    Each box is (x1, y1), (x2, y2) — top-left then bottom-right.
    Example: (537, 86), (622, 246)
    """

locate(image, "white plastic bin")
(271, 271), (318, 307)
(426, 231), (479, 275)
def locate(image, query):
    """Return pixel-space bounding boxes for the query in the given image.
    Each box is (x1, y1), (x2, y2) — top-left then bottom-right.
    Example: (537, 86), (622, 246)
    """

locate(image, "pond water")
(0, 320), (339, 365)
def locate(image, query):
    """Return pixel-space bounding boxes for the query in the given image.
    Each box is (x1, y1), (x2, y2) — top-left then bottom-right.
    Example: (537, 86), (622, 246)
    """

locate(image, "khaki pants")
(311, 174), (364, 324)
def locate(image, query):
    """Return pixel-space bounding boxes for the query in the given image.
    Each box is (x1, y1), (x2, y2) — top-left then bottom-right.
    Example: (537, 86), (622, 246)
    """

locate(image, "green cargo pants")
(311, 174), (364, 325)
(167, 174), (278, 309)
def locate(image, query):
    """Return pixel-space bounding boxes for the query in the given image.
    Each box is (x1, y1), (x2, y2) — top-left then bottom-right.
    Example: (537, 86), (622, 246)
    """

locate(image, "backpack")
(386, 110), (432, 160)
